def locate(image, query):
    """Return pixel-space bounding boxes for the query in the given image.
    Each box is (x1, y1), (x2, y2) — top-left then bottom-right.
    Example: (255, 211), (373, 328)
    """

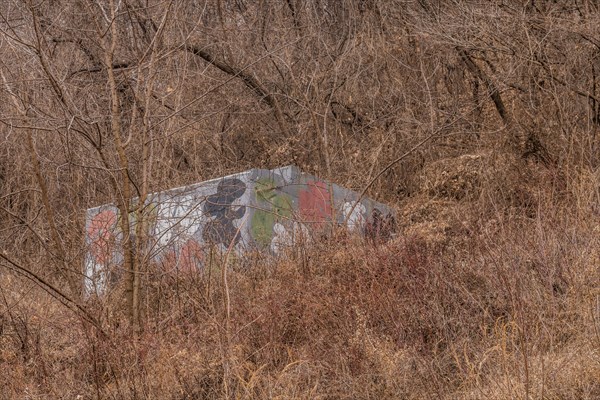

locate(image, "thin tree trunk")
(105, 0), (138, 331)
(26, 133), (79, 297)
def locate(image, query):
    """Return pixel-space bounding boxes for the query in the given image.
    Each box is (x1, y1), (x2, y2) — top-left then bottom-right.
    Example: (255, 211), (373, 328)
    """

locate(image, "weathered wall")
(84, 166), (395, 293)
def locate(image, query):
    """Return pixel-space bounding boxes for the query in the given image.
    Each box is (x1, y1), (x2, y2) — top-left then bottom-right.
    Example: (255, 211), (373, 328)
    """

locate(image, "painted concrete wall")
(84, 166), (395, 294)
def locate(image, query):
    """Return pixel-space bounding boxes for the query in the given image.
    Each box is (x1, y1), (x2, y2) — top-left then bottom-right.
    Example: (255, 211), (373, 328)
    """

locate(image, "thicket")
(0, 1), (598, 398)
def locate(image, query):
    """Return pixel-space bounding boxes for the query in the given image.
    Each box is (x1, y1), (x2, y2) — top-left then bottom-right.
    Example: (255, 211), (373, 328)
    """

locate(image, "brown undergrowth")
(1, 163), (598, 399)
(2, 1), (600, 398)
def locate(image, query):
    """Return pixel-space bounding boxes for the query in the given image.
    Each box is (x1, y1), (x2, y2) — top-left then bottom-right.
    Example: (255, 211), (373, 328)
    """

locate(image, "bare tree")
(1, 0), (599, 332)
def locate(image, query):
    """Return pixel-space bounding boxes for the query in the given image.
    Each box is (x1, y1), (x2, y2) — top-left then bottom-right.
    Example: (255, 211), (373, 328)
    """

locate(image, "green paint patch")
(251, 178), (293, 246)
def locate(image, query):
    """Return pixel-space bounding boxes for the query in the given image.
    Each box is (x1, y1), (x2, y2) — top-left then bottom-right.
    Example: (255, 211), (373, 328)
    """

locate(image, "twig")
(0, 251), (107, 338)
(344, 128), (442, 223)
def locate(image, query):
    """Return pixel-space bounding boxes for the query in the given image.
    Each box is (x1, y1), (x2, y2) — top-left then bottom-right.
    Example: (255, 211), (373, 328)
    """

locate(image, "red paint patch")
(179, 239), (204, 272)
(298, 180), (332, 227)
(87, 209), (118, 264)
(160, 248), (177, 272)
(159, 240), (204, 273)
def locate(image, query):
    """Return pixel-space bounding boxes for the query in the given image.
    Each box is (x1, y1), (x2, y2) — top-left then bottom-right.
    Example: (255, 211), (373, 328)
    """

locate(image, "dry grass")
(1, 160), (599, 399)
(1, 1), (600, 398)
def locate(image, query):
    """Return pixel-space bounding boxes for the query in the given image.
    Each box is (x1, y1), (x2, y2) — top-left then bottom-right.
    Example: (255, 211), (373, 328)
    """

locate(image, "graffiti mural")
(298, 180), (332, 227)
(342, 201), (367, 232)
(202, 178), (247, 246)
(365, 209), (397, 242)
(87, 208), (118, 264)
(250, 178), (293, 246)
(179, 238), (205, 272)
(84, 166), (395, 294)
(85, 206), (121, 294)
(153, 194), (203, 248)
(271, 221), (309, 255)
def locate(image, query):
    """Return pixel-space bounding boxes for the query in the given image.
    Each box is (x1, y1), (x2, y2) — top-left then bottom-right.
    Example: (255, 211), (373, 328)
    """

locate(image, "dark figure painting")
(202, 178), (247, 247)
(365, 208), (396, 243)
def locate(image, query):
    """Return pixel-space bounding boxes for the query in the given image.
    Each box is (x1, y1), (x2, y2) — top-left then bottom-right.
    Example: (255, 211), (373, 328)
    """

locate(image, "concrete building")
(84, 166), (395, 294)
